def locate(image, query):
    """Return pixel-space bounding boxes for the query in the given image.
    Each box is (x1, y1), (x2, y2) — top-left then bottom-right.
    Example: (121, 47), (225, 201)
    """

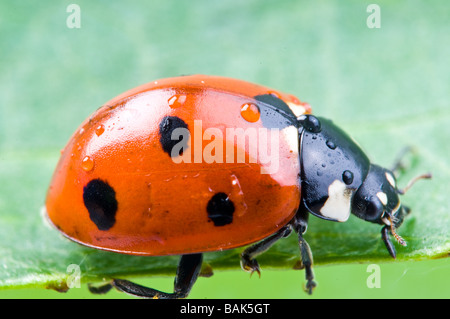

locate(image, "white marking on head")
(381, 216), (391, 226)
(385, 172), (396, 188)
(376, 192), (388, 206)
(320, 180), (353, 222)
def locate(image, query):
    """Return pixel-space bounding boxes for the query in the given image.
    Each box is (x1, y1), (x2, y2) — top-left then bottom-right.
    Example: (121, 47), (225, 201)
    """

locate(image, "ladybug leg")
(240, 225), (292, 277)
(88, 282), (114, 294)
(94, 253), (203, 299)
(390, 146), (413, 175)
(292, 207), (316, 295)
(172, 253), (203, 298)
(381, 225), (397, 258)
(88, 282), (113, 295)
(381, 205), (411, 259)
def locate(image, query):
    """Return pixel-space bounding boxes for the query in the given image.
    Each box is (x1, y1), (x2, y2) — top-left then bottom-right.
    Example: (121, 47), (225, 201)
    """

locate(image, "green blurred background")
(0, 0), (449, 299)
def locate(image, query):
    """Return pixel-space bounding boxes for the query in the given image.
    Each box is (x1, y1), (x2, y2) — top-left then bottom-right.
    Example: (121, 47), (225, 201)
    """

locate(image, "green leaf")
(0, 0), (449, 298)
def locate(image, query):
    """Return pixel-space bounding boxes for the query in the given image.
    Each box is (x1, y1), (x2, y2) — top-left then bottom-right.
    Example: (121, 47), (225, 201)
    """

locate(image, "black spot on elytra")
(159, 116), (189, 157)
(206, 192), (235, 226)
(83, 179), (118, 231)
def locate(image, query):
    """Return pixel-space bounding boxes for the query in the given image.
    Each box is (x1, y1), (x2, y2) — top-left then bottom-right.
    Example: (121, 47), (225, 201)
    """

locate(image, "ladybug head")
(352, 164), (431, 245)
(352, 164), (401, 224)
(351, 164), (401, 224)
(298, 115), (431, 256)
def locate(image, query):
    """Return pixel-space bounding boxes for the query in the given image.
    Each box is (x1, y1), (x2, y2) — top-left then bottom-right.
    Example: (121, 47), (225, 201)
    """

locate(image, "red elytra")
(45, 75), (311, 256)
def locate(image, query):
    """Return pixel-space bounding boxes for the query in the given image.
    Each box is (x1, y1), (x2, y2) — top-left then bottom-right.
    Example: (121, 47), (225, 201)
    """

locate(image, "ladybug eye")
(365, 197), (383, 220)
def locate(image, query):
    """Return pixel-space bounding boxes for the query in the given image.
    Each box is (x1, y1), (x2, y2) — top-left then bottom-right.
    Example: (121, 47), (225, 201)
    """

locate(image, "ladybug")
(45, 75), (430, 298)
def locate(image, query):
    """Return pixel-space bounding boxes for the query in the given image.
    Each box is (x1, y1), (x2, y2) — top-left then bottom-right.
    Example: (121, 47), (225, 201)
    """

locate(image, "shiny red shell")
(45, 75), (311, 256)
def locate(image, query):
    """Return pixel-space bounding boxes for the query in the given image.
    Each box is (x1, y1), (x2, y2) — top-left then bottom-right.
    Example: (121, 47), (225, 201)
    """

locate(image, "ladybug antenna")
(397, 172), (432, 195)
